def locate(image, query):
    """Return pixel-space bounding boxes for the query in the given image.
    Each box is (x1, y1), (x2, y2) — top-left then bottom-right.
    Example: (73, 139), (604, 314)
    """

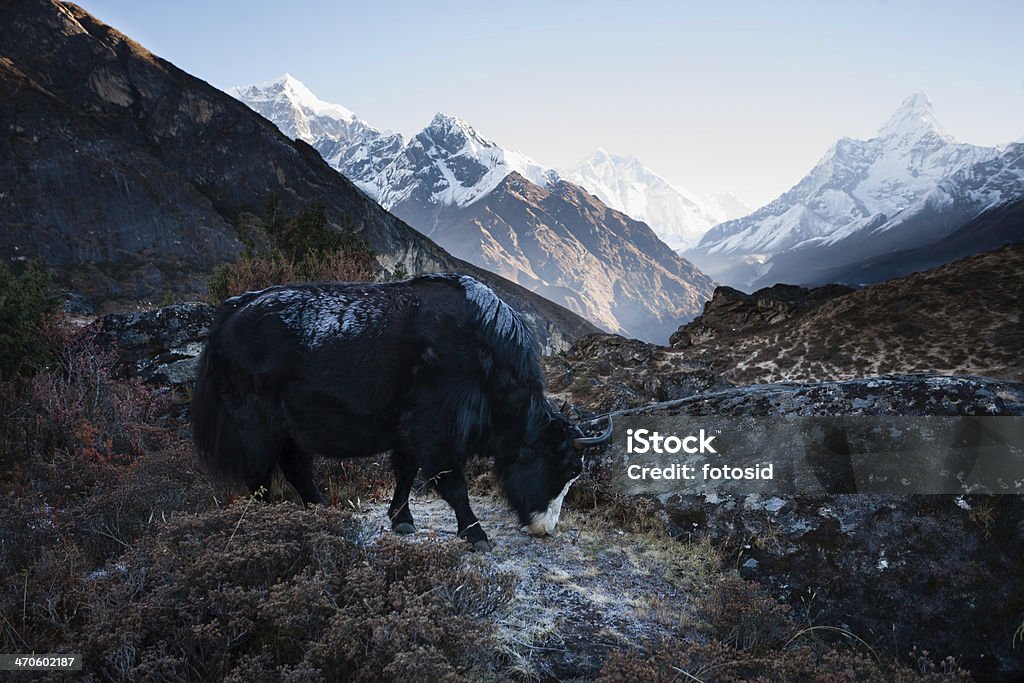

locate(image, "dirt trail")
(352, 492), (711, 679)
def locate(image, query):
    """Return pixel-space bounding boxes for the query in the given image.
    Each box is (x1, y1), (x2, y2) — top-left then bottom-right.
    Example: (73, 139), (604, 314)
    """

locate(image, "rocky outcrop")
(0, 0), (597, 353)
(667, 492), (1023, 680)
(629, 373), (1024, 417)
(670, 283), (853, 348)
(416, 173), (716, 343)
(97, 303), (214, 387)
(598, 374), (1024, 680)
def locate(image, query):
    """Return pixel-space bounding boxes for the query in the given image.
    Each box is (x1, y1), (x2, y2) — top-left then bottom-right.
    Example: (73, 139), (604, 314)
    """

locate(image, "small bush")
(207, 203), (377, 304)
(0, 261), (56, 381)
(696, 576), (794, 653)
(1, 319), (165, 478)
(77, 505), (516, 681)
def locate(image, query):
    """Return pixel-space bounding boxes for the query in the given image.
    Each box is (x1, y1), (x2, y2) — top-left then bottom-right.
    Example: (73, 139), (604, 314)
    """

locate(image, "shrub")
(207, 248), (376, 303)
(207, 203), (377, 304)
(76, 505), (516, 681)
(3, 320), (163, 465)
(0, 261), (57, 381)
(696, 575), (794, 653)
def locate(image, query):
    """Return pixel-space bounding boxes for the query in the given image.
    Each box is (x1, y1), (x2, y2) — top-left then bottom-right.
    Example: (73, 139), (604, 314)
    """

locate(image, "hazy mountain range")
(559, 149), (749, 251)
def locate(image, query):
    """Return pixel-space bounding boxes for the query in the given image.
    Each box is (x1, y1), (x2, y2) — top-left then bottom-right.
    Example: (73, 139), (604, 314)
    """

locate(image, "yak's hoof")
(393, 522), (416, 535)
(471, 539), (493, 552)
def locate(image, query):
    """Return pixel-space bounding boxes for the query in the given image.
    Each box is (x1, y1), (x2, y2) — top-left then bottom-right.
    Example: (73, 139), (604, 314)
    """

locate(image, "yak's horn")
(574, 414), (614, 449)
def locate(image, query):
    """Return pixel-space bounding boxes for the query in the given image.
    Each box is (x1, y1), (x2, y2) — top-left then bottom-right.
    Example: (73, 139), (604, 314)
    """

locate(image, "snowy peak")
(230, 75), (403, 196)
(418, 112), (500, 160)
(383, 112), (556, 210)
(693, 92), (996, 261)
(687, 93), (1017, 289)
(877, 92), (948, 141)
(425, 112), (483, 143)
(271, 73), (357, 122)
(560, 150), (749, 251)
(228, 74), (360, 143)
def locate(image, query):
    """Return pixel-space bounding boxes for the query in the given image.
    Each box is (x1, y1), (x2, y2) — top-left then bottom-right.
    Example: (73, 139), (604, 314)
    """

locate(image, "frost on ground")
(350, 491), (715, 679)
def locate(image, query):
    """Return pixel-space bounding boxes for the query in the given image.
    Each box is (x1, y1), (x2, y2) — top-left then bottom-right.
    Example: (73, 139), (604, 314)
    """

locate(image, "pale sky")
(78, 0), (1024, 208)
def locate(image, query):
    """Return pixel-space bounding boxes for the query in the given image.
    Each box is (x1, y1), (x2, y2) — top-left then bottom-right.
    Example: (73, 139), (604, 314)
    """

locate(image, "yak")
(191, 273), (612, 551)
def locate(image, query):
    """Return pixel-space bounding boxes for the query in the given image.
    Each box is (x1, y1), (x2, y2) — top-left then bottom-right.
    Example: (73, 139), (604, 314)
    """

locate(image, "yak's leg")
(279, 447), (326, 506)
(237, 412), (280, 500)
(244, 468), (275, 500)
(388, 450), (418, 534)
(429, 467), (491, 551)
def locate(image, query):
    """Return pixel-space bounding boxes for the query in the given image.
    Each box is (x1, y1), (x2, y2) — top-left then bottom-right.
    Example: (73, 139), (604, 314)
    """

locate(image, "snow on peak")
(396, 112), (555, 208)
(691, 92), (1001, 274)
(428, 112), (476, 135)
(229, 74), (357, 128)
(877, 92), (947, 140)
(560, 150), (749, 251)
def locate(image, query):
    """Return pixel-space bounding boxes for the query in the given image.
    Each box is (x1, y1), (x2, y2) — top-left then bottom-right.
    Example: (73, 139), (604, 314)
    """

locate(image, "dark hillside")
(0, 0), (597, 351)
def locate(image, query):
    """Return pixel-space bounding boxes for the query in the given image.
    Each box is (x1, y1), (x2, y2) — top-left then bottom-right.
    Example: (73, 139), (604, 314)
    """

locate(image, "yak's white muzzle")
(526, 475), (578, 536)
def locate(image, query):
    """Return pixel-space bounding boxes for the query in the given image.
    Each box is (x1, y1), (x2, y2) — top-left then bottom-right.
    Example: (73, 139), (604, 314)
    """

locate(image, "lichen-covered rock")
(97, 302), (214, 387)
(665, 493), (1024, 680)
(642, 373), (1024, 417)
(599, 374), (1024, 680)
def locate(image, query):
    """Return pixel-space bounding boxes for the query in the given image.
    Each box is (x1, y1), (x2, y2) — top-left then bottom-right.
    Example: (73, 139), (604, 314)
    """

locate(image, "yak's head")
(501, 412), (613, 536)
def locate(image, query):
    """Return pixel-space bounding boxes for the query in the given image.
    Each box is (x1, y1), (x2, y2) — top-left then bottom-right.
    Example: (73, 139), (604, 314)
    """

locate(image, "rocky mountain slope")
(547, 243), (1024, 414)
(693, 243), (1024, 385)
(686, 93), (1022, 289)
(231, 77), (715, 342)
(560, 149), (748, 251)
(0, 0), (598, 352)
(419, 172), (716, 342)
(824, 195), (1024, 285)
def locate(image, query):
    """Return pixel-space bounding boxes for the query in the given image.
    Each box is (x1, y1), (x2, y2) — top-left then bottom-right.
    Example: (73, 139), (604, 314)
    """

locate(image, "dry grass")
(716, 245), (1024, 384)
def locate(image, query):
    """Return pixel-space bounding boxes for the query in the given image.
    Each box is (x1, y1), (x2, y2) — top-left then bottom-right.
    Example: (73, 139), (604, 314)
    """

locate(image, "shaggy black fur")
(192, 274), (584, 549)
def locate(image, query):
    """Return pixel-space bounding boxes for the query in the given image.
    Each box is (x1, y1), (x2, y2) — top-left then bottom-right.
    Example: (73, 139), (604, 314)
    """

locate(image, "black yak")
(191, 273), (612, 550)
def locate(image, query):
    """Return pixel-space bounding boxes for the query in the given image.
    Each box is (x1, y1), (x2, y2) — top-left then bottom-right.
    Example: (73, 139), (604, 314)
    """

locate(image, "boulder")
(601, 374), (1024, 680)
(97, 303), (215, 387)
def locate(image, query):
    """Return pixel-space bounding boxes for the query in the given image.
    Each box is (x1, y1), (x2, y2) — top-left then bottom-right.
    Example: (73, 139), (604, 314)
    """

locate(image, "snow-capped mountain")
(230, 75), (716, 342)
(686, 93), (1007, 287)
(371, 112), (558, 221)
(230, 76), (557, 213)
(560, 149), (749, 251)
(757, 141), (1024, 288)
(228, 74), (403, 194)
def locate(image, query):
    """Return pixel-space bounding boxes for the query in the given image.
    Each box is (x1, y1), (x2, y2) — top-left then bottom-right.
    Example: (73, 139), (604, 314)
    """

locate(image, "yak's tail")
(191, 306), (279, 487)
